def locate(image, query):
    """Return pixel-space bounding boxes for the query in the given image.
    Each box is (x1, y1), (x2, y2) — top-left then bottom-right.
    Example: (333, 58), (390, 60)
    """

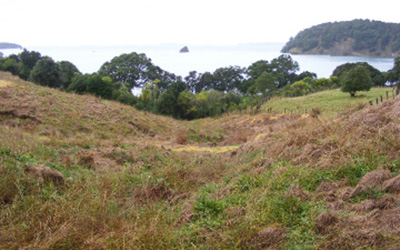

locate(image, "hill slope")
(281, 19), (400, 57)
(261, 87), (394, 118)
(1, 72), (400, 249)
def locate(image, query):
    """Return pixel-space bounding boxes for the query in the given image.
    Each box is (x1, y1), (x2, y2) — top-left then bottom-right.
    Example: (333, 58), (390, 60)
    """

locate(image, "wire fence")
(255, 87), (400, 116)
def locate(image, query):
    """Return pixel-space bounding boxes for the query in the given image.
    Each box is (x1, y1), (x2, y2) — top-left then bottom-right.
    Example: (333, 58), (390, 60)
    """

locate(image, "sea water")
(0, 43), (395, 79)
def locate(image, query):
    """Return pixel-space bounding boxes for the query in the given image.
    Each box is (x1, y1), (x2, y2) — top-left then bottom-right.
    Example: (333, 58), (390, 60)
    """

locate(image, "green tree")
(253, 71), (278, 94)
(177, 91), (196, 119)
(154, 80), (186, 118)
(68, 74), (90, 94)
(386, 57), (400, 85)
(98, 52), (174, 90)
(196, 72), (214, 93)
(29, 56), (62, 88)
(0, 57), (20, 75)
(282, 80), (313, 97)
(245, 57), (304, 93)
(271, 54), (300, 88)
(211, 66), (244, 92)
(222, 91), (242, 112)
(340, 65), (372, 97)
(86, 74), (113, 99)
(18, 49), (41, 80)
(247, 60), (272, 80)
(112, 85), (137, 105)
(295, 71), (317, 82)
(333, 62), (385, 86)
(313, 78), (333, 91)
(57, 61), (81, 89)
(184, 71), (200, 93)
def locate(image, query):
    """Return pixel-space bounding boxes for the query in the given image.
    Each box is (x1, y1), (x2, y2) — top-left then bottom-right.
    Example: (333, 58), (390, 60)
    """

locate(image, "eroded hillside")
(1, 72), (400, 249)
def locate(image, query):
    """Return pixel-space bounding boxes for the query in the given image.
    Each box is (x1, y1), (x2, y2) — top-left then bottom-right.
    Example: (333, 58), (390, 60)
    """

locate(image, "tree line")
(1, 49), (399, 119)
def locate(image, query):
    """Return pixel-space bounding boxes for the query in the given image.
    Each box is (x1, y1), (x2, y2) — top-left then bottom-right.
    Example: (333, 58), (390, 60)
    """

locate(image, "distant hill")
(281, 19), (400, 57)
(0, 42), (22, 49)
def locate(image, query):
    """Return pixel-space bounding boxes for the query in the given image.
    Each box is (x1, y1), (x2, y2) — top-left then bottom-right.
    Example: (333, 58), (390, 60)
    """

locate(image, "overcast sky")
(2, 0), (400, 46)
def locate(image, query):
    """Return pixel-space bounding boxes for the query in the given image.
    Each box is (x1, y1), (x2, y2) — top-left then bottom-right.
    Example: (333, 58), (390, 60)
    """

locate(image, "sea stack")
(179, 46), (189, 53)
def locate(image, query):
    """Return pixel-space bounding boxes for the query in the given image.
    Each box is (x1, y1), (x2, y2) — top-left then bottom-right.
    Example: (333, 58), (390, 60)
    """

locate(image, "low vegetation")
(2, 48), (399, 121)
(1, 71), (400, 249)
(262, 87), (393, 118)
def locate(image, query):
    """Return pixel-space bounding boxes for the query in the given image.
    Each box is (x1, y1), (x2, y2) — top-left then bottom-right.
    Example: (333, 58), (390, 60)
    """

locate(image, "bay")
(1, 43), (395, 79)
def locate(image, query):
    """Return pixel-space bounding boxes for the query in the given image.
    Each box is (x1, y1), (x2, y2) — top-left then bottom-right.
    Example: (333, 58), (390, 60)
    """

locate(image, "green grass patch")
(262, 87), (393, 118)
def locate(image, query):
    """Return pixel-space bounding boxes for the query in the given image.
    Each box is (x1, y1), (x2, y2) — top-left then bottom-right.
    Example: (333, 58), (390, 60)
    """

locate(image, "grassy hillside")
(1, 72), (400, 249)
(262, 87), (394, 118)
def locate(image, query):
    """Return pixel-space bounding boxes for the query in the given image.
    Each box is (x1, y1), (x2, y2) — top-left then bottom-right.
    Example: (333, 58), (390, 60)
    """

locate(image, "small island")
(179, 46), (189, 53)
(281, 19), (400, 57)
(0, 42), (23, 50)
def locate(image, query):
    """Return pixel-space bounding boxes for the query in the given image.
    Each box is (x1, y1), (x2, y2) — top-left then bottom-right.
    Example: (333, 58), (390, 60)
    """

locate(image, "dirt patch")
(316, 181), (340, 193)
(293, 143), (323, 165)
(383, 174), (400, 193)
(359, 168), (392, 188)
(26, 164), (64, 186)
(315, 211), (339, 235)
(172, 145), (239, 154)
(324, 229), (383, 250)
(285, 183), (310, 201)
(367, 207), (400, 234)
(173, 128), (188, 144)
(248, 226), (286, 250)
(75, 149), (120, 173)
(133, 183), (174, 203)
(0, 110), (42, 130)
(128, 120), (155, 137)
(352, 199), (376, 212)
(177, 201), (194, 224)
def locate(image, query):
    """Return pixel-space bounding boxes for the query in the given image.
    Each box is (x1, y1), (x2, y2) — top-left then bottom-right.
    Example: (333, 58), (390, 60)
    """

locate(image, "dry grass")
(0, 79), (13, 88)
(172, 144), (240, 153)
(2, 71), (400, 249)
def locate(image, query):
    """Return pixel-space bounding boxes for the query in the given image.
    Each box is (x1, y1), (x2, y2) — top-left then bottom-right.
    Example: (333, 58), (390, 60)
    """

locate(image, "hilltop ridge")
(282, 19), (400, 57)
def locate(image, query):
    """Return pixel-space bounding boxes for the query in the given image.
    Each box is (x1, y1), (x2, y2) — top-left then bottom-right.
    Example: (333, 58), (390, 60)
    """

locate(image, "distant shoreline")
(0, 42), (23, 50)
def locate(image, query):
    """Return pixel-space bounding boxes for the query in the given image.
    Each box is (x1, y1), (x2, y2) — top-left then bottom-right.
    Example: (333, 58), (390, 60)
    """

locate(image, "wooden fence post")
(386, 91), (389, 101)
(376, 98), (379, 105)
(380, 95), (383, 103)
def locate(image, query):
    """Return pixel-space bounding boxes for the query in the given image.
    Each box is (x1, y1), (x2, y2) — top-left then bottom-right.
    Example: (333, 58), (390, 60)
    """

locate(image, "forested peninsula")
(281, 19), (400, 57)
(0, 42), (22, 49)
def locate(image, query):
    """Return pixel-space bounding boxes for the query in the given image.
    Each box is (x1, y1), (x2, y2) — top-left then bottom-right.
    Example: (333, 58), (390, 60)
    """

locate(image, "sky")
(2, 0), (400, 47)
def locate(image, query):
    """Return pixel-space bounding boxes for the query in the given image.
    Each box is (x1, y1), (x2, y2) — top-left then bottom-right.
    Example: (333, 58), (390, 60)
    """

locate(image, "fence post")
(386, 91), (389, 101)
(380, 95), (383, 103)
(376, 98), (379, 105)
